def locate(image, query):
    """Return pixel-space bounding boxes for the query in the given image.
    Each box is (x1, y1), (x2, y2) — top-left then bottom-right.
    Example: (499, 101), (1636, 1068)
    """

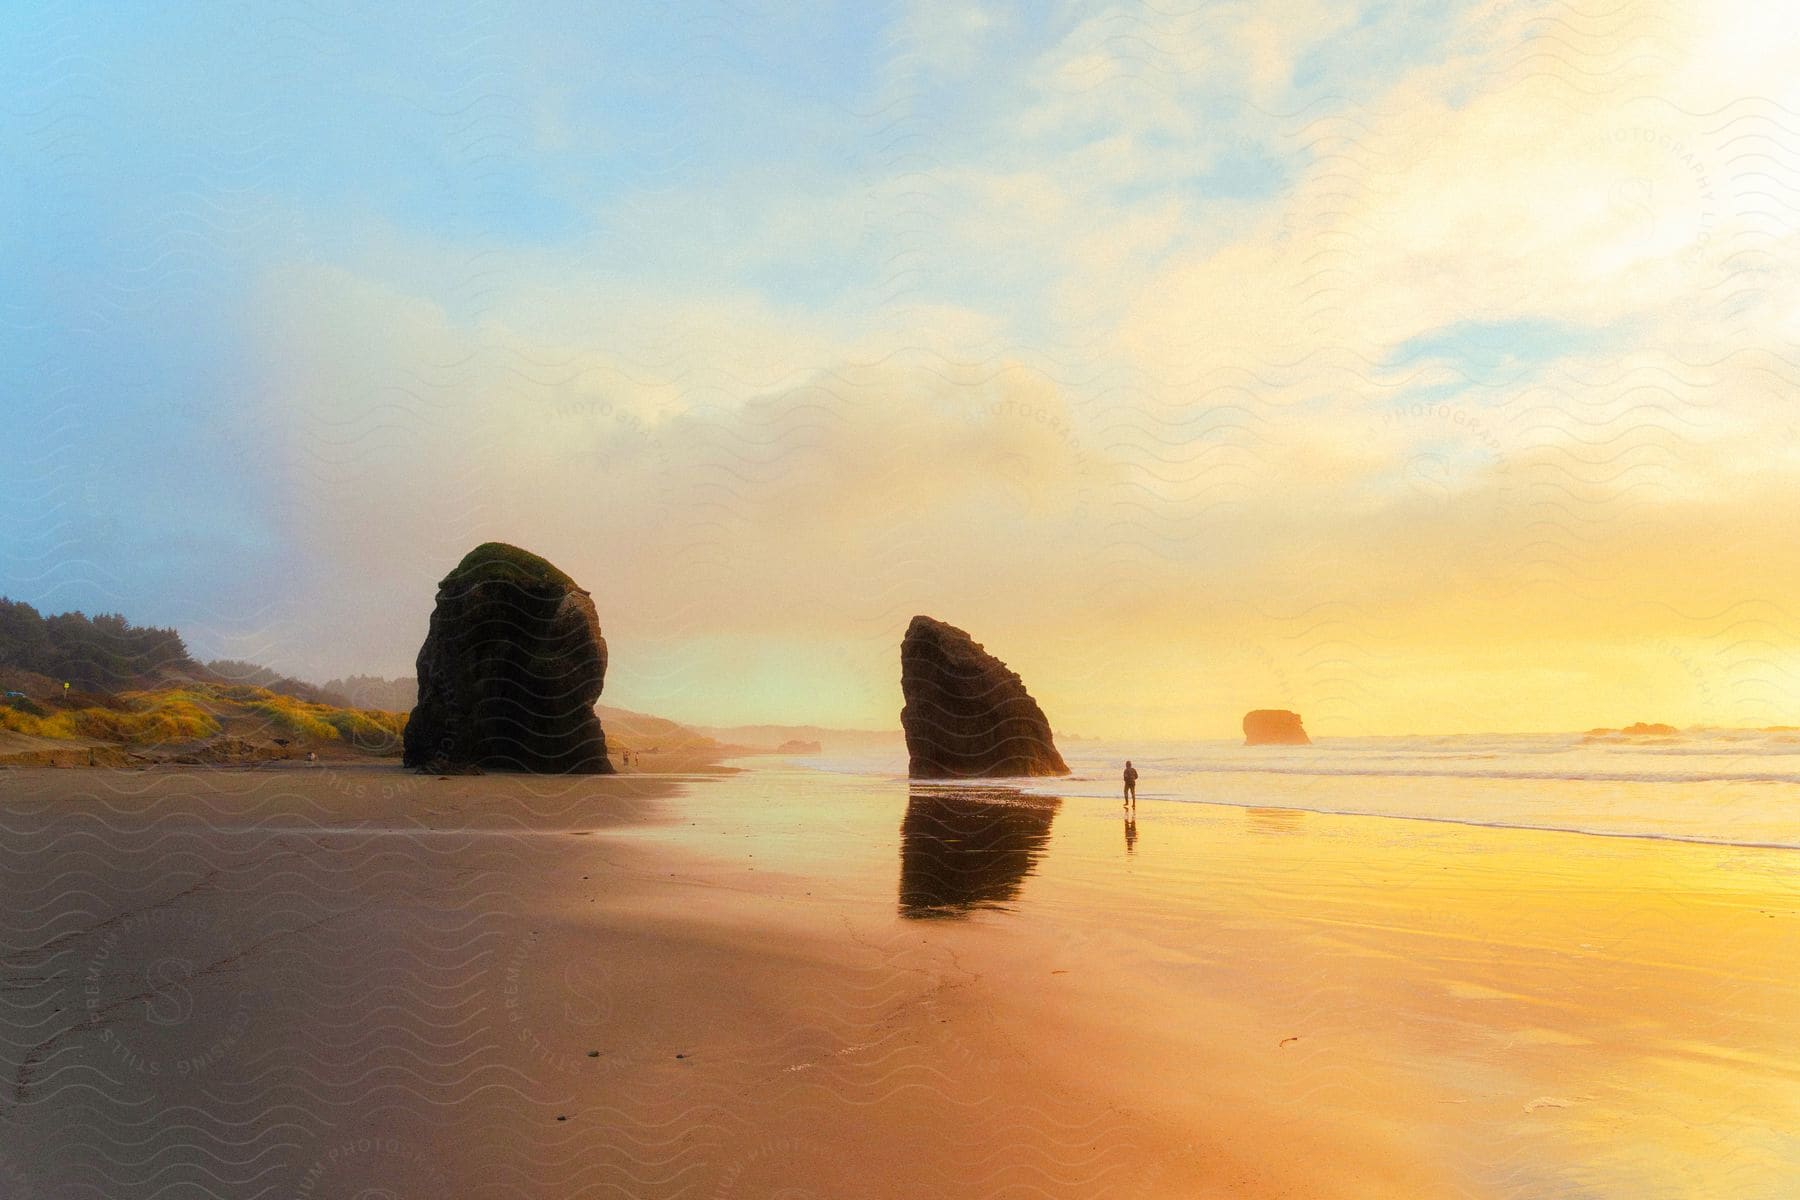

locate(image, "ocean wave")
(1126, 762), (1800, 786)
(1143, 795), (1800, 852)
(806, 733), (1800, 850)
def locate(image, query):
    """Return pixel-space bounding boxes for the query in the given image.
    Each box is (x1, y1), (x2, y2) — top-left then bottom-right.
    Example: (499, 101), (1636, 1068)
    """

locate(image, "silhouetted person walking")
(1123, 760), (1138, 806)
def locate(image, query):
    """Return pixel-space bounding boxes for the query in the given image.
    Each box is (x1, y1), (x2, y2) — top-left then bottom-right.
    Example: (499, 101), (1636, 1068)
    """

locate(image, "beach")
(0, 760), (1795, 1198)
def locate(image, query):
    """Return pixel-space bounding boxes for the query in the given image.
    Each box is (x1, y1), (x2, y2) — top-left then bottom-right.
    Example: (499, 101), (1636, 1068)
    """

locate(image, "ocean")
(799, 730), (1800, 850)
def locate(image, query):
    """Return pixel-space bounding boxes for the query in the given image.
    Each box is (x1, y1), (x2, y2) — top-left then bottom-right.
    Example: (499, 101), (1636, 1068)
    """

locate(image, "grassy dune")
(0, 682), (407, 759)
(0, 678), (740, 770)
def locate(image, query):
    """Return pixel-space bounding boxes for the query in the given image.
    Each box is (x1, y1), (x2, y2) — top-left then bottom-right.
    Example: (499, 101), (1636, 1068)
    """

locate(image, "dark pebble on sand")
(587, 1050), (599, 1058)
(675, 1052), (687, 1059)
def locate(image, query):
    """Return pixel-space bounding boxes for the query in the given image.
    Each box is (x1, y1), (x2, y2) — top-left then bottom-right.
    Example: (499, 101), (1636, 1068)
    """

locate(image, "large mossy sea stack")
(403, 543), (613, 773)
(900, 615), (1069, 779)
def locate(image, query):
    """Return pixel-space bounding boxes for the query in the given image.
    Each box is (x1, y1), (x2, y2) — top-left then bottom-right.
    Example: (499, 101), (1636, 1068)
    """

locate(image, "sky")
(3, 0), (1800, 737)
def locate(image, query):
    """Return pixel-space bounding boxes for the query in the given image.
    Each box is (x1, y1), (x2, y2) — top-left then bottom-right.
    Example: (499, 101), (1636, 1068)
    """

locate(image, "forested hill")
(0, 598), (198, 692)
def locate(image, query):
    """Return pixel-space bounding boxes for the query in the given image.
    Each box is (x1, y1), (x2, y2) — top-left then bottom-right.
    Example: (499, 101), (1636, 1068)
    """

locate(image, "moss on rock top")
(442, 542), (579, 590)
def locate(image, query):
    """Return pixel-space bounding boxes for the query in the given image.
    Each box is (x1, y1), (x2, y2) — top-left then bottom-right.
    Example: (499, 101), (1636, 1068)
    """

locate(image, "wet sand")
(0, 762), (1794, 1197)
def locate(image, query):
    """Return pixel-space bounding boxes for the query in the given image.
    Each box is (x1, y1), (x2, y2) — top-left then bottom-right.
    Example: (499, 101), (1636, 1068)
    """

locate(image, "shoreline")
(821, 763), (1800, 853)
(1073, 788), (1800, 853)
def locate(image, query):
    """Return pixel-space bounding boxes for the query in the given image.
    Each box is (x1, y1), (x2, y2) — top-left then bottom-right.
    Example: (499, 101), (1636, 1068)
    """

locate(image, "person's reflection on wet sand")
(898, 787), (1060, 919)
(1124, 812), (1137, 856)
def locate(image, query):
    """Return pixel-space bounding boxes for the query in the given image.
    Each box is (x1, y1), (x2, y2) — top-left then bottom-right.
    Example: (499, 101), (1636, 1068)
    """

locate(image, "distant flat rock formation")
(776, 739), (823, 754)
(403, 543), (613, 773)
(1243, 709), (1310, 746)
(1585, 722), (1678, 737)
(900, 615), (1069, 778)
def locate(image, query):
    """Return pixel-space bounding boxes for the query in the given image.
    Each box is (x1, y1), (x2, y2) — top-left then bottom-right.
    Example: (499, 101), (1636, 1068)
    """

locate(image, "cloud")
(12, 0), (1800, 734)
(244, 258), (1115, 703)
(244, 0), (1800, 732)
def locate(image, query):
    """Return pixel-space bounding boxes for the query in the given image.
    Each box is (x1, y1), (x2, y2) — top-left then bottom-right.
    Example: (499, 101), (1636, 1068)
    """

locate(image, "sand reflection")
(1246, 806), (1306, 835)
(898, 788), (1060, 918)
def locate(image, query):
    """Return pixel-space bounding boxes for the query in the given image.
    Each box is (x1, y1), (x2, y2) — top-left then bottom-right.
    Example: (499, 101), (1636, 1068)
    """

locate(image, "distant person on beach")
(1123, 760), (1138, 806)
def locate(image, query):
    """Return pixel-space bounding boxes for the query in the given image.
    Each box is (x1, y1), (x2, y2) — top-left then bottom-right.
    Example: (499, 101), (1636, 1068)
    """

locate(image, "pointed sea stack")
(403, 543), (613, 773)
(1242, 709), (1310, 746)
(900, 615), (1069, 778)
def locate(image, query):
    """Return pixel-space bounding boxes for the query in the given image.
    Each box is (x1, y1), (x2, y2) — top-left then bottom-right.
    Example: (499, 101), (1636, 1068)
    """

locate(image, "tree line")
(0, 597), (196, 692)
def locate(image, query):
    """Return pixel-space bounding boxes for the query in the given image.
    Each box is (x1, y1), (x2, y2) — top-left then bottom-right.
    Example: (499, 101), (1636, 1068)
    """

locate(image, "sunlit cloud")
(5, 0), (1798, 735)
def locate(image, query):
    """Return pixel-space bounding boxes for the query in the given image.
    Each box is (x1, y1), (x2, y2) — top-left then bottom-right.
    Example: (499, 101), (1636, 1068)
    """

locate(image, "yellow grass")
(0, 683), (407, 751)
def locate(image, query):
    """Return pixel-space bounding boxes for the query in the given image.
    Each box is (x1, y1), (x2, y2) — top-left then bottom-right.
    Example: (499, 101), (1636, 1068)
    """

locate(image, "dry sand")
(0, 762), (1793, 1197)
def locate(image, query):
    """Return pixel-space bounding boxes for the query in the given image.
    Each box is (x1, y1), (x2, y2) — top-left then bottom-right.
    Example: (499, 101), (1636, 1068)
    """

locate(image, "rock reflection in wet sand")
(898, 788), (1060, 919)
